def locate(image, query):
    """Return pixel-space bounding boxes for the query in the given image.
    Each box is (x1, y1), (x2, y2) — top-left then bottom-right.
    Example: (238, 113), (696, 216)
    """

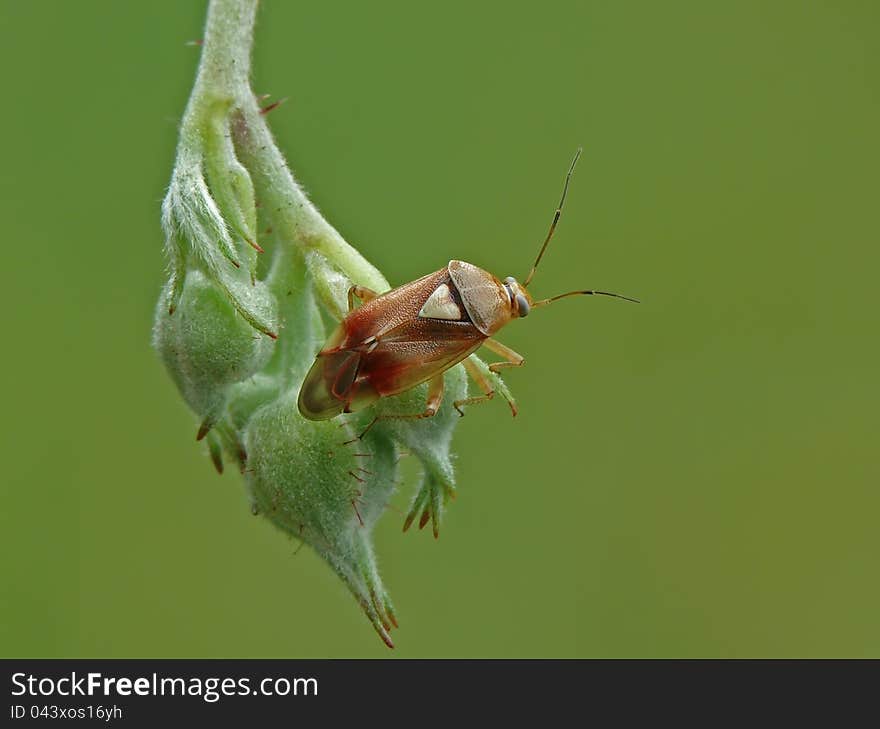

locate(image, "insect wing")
(298, 347), (364, 420)
(356, 317), (485, 397)
(342, 270), (448, 344)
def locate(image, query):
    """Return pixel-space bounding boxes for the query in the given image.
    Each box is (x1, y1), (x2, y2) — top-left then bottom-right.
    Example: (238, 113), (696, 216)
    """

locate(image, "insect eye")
(504, 276), (516, 285)
(515, 294), (530, 317)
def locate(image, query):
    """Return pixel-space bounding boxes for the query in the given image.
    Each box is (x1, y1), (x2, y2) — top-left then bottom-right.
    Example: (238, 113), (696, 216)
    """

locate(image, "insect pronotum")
(297, 149), (638, 430)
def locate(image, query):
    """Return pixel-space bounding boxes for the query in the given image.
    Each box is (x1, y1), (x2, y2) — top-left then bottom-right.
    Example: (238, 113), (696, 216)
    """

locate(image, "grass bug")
(298, 149), (638, 428)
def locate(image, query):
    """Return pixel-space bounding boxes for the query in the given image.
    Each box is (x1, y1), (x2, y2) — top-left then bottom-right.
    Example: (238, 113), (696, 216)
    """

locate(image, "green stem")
(187, 0), (388, 299)
(234, 103), (389, 292)
(179, 0), (255, 145)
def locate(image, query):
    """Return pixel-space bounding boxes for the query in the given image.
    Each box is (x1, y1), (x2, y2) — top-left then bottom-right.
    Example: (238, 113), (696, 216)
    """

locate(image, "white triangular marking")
(418, 283), (462, 320)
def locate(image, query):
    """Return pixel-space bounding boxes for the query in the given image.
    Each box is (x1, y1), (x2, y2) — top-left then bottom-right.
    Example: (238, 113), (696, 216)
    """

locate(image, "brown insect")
(297, 149), (638, 428)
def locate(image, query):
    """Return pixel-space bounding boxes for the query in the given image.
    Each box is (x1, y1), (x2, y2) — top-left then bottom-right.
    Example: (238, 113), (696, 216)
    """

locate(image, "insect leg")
(346, 374), (445, 443)
(481, 338), (525, 373)
(422, 372), (446, 414)
(454, 357), (495, 416)
(347, 285), (381, 312)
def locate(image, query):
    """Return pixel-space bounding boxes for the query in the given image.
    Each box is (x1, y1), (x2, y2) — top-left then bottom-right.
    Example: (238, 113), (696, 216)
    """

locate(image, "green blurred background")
(1, 0), (877, 657)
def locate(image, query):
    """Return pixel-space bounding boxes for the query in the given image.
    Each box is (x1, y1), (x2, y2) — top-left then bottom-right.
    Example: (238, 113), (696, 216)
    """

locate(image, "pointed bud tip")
(196, 420), (212, 441)
(260, 97), (288, 115)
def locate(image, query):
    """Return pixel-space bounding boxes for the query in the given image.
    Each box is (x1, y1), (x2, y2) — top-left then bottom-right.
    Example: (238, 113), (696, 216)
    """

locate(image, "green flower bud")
(243, 393), (399, 646)
(160, 113), (274, 338)
(369, 368), (469, 539)
(152, 270), (276, 432)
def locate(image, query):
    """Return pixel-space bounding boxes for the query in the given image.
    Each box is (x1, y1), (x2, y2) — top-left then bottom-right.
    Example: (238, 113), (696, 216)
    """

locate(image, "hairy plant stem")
(186, 0), (388, 301)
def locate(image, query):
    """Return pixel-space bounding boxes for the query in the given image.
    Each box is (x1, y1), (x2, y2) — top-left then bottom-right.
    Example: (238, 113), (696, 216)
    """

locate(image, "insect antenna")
(532, 289), (640, 307)
(523, 147), (582, 287)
